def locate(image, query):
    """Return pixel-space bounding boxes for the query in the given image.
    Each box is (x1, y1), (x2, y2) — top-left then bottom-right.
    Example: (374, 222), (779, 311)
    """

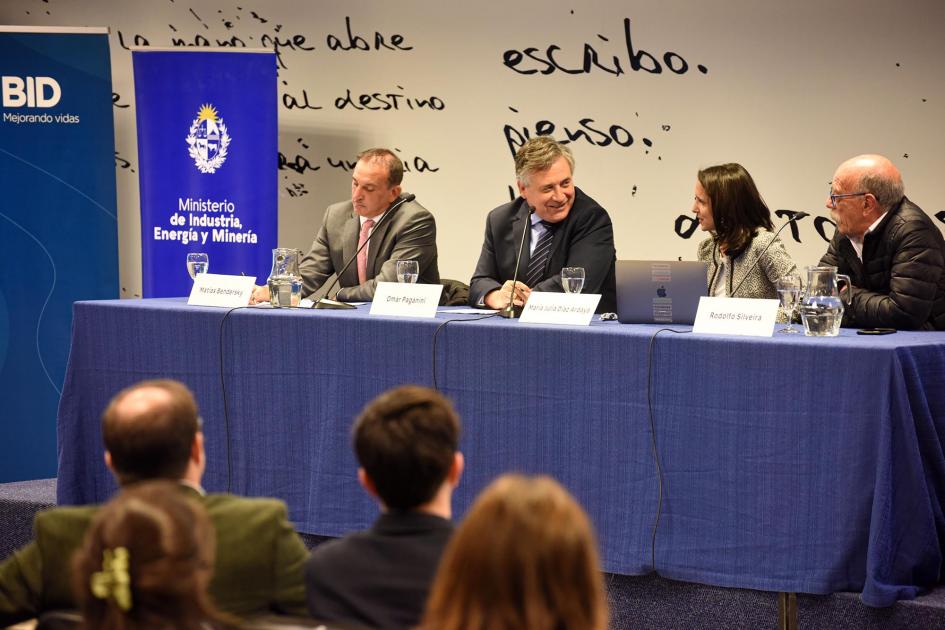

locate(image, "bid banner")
(0, 26), (118, 481)
(132, 49), (277, 296)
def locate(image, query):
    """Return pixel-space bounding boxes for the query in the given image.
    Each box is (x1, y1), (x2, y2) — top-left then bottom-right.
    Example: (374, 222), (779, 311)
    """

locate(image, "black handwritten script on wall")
(502, 106), (656, 158)
(502, 18), (708, 78)
(102, 7), (437, 197)
(674, 209), (836, 244)
(115, 151), (134, 174)
(499, 16), (709, 228)
(279, 138), (440, 198)
(117, 14), (407, 66)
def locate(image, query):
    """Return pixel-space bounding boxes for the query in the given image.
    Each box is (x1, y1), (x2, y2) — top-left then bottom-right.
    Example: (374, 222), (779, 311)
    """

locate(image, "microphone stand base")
(313, 298), (356, 310)
(499, 305), (523, 319)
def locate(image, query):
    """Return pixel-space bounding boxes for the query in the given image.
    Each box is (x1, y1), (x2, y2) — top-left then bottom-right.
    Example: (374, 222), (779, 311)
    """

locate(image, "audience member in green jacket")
(0, 379), (310, 625)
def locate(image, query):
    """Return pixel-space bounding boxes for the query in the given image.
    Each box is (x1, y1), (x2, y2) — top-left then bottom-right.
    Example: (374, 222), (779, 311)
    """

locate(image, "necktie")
(525, 220), (559, 288)
(356, 219), (375, 284)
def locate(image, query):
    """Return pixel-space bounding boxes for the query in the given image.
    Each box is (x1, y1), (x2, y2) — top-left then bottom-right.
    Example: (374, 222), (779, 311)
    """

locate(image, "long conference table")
(56, 298), (945, 607)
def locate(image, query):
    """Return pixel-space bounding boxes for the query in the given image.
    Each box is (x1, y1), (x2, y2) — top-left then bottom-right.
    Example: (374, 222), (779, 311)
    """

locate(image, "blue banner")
(0, 27), (118, 482)
(133, 50), (277, 297)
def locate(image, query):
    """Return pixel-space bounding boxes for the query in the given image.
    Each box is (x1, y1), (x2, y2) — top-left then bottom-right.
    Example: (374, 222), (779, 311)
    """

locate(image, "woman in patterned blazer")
(692, 163), (798, 302)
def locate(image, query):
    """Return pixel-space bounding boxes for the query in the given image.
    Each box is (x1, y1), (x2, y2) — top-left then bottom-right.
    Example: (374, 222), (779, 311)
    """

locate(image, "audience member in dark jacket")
(305, 386), (463, 630)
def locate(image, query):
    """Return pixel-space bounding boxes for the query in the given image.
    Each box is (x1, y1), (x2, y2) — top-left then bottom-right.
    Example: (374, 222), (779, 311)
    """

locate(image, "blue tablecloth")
(57, 298), (945, 606)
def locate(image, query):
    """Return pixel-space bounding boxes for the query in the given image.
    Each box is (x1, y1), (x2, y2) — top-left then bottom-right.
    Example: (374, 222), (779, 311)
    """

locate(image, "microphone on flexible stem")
(730, 211), (809, 297)
(313, 193), (417, 310)
(499, 207), (535, 319)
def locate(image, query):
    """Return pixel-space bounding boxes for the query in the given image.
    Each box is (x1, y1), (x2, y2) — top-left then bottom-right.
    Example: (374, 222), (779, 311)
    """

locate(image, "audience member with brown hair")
(419, 474), (608, 630)
(0, 379), (309, 625)
(305, 385), (463, 629)
(72, 480), (234, 629)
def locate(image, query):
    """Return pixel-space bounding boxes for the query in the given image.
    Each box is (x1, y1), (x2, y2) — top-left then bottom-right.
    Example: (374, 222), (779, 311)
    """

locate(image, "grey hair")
(858, 171), (904, 209)
(514, 136), (575, 186)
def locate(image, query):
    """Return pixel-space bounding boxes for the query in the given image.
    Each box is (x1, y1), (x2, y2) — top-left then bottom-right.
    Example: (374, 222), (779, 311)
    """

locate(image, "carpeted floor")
(0, 478), (56, 560)
(3, 479), (944, 629)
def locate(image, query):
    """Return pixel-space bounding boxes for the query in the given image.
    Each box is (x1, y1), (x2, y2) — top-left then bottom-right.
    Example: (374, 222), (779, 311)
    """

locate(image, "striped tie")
(525, 220), (559, 288)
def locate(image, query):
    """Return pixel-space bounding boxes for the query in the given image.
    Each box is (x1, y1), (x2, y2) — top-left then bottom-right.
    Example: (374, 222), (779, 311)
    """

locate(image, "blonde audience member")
(72, 480), (233, 630)
(420, 474), (608, 630)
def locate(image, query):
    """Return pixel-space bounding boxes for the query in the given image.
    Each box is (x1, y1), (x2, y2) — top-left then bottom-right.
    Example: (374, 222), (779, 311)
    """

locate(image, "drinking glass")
(186, 252), (209, 280)
(561, 267), (585, 294)
(396, 260), (419, 283)
(776, 274), (802, 333)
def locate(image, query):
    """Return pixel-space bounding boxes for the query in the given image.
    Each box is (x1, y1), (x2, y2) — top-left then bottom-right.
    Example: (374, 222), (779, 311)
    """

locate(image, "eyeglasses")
(829, 191), (869, 208)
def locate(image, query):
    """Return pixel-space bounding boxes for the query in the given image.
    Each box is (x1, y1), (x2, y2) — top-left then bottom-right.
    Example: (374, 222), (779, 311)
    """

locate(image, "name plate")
(519, 292), (601, 326)
(693, 296), (778, 337)
(187, 273), (256, 308)
(370, 282), (443, 318)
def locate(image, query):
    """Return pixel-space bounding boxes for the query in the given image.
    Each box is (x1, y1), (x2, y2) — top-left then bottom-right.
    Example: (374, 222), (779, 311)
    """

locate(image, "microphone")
(499, 207), (535, 318)
(730, 211), (809, 297)
(313, 193), (417, 310)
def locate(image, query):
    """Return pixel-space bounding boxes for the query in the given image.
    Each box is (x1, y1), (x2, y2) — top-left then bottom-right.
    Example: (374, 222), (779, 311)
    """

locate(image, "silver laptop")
(616, 260), (708, 325)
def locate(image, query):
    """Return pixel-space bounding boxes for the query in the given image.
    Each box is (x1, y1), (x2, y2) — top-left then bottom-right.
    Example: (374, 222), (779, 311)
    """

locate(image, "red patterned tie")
(356, 219), (375, 284)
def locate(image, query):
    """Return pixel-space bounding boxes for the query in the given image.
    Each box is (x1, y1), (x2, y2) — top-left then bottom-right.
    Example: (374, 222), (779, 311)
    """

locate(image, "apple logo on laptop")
(656, 285), (667, 298)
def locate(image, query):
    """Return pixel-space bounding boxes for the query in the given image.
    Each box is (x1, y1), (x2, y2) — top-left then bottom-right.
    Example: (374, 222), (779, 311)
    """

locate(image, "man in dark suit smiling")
(469, 136), (616, 313)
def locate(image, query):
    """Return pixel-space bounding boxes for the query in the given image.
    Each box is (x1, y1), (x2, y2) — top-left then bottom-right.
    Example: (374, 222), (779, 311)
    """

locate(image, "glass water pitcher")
(267, 248), (303, 308)
(799, 265), (851, 336)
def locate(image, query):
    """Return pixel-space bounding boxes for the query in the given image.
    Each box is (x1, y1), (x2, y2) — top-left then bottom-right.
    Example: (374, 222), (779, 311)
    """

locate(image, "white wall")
(5, 0), (944, 296)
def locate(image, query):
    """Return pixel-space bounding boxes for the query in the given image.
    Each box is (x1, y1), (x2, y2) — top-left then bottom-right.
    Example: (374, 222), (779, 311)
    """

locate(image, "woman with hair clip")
(419, 474), (608, 630)
(692, 163), (798, 303)
(71, 480), (236, 630)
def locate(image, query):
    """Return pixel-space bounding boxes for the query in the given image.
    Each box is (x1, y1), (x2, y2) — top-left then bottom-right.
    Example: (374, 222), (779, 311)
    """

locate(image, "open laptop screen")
(615, 260), (708, 324)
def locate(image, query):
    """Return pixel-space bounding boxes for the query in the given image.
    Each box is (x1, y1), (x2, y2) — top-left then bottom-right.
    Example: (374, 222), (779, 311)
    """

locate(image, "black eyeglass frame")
(829, 191), (870, 208)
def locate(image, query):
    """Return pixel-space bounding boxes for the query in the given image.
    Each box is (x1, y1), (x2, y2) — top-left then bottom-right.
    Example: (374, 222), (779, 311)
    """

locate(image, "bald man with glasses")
(820, 154), (945, 330)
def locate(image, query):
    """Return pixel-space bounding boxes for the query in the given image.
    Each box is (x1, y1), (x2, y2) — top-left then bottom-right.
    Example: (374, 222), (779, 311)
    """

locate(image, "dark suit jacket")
(469, 187), (617, 313)
(304, 512), (453, 630)
(0, 486), (310, 625)
(299, 196), (440, 302)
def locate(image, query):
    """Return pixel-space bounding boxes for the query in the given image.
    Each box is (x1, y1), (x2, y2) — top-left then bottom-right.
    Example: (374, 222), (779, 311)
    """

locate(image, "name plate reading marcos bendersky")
(187, 273), (256, 308)
(693, 296), (778, 337)
(370, 282), (443, 318)
(519, 292), (601, 326)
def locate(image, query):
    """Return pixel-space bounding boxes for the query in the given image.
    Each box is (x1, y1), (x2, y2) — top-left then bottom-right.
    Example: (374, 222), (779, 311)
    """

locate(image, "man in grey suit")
(252, 148), (439, 303)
